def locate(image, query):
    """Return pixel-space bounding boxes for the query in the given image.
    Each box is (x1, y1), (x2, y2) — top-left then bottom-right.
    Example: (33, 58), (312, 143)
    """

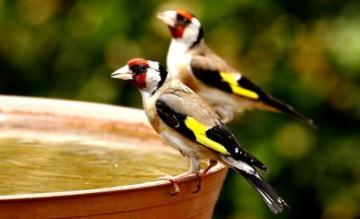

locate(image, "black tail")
(262, 94), (316, 128)
(237, 169), (289, 214)
(236, 76), (315, 128)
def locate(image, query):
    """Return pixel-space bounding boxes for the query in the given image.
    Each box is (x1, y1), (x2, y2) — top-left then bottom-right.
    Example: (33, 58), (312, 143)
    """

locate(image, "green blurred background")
(0, 0), (359, 218)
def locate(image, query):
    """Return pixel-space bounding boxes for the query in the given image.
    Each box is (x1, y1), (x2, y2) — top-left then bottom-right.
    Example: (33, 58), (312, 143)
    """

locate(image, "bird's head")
(157, 9), (203, 47)
(111, 58), (168, 94)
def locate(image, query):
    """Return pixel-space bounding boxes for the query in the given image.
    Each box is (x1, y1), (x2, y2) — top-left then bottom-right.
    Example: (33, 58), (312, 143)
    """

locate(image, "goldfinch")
(111, 58), (288, 213)
(157, 9), (314, 126)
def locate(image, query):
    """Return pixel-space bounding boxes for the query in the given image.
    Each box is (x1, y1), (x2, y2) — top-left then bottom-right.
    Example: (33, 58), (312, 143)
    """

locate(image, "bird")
(111, 58), (289, 213)
(157, 9), (315, 126)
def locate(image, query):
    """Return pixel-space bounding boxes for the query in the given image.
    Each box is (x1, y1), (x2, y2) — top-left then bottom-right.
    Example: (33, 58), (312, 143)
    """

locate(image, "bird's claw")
(191, 173), (202, 193)
(159, 175), (181, 196)
(159, 172), (203, 195)
(191, 161), (217, 193)
(168, 179), (180, 196)
(203, 160), (218, 176)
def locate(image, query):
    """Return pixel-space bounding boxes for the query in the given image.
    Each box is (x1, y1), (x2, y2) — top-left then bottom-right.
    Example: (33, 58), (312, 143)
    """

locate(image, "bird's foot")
(191, 161), (219, 193)
(191, 173), (202, 193)
(159, 175), (182, 196)
(203, 160), (218, 176)
(159, 171), (201, 195)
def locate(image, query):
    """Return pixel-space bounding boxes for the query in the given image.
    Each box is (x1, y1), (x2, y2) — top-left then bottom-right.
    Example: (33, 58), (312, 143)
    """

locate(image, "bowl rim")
(0, 95), (226, 201)
(0, 164), (224, 201)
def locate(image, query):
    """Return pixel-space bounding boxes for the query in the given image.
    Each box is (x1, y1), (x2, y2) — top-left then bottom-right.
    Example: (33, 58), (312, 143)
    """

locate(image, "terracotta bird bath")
(0, 95), (228, 219)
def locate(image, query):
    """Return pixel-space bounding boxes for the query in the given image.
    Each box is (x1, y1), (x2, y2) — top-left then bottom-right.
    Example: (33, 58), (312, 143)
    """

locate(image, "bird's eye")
(176, 14), (190, 26)
(139, 65), (147, 71)
(132, 64), (147, 74)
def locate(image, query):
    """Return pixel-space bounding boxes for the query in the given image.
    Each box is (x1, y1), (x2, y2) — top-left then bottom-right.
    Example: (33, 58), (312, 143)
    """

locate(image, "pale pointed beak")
(111, 65), (133, 80)
(157, 10), (176, 27)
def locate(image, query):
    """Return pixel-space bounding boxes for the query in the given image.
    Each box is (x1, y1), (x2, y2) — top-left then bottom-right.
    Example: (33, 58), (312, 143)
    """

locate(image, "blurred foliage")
(1, 0), (360, 218)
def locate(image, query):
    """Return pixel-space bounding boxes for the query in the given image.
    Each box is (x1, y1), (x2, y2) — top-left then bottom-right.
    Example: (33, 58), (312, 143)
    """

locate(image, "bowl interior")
(0, 95), (192, 197)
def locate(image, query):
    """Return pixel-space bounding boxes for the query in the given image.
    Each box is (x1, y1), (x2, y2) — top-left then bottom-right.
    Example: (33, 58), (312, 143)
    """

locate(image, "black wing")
(156, 99), (268, 171)
(190, 56), (315, 127)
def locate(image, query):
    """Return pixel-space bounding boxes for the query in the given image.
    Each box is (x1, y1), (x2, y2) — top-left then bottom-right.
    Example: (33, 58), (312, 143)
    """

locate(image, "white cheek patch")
(148, 61), (159, 69)
(182, 23), (200, 45)
(191, 17), (201, 27)
(145, 68), (161, 93)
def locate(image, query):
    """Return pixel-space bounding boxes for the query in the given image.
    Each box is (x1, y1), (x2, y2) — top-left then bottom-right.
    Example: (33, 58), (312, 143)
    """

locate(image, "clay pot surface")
(0, 95), (228, 219)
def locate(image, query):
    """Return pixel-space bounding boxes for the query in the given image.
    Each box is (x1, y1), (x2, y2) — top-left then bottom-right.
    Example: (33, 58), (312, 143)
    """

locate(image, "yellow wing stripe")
(184, 117), (229, 155)
(220, 72), (259, 99)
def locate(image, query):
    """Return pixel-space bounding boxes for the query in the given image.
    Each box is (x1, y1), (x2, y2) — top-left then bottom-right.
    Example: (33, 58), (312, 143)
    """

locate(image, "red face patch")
(169, 9), (193, 38)
(170, 25), (186, 38)
(132, 73), (147, 89)
(127, 58), (149, 89)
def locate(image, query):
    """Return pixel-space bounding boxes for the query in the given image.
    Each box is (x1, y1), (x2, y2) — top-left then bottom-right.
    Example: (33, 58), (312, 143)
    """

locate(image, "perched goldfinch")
(157, 9), (314, 126)
(111, 58), (288, 213)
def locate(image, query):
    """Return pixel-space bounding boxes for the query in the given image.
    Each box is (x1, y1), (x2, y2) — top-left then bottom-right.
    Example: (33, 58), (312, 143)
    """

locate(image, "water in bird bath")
(0, 138), (189, 195)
